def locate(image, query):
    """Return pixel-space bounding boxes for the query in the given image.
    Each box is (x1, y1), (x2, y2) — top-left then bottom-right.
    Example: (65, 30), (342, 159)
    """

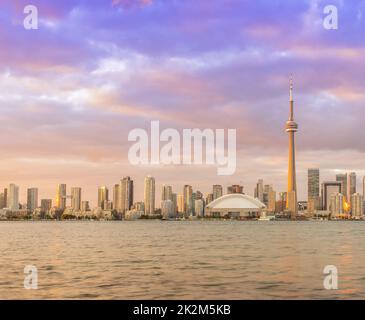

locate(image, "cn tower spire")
(285, 76), (298, 219)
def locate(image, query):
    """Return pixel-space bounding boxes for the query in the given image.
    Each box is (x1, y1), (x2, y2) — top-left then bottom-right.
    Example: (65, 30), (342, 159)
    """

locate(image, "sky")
(0, 0), (365, 206)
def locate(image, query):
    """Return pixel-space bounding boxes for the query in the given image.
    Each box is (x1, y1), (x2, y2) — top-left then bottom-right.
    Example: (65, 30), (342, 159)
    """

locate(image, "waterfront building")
(7, 184), (19, 211)
(195, 199), (205, 217)
(113, 184), (121, 211)
(351, 193), (364, 218)
(321, 181), (342, 211)
(212, 185), (223, 200)
(227, 185), (243, 194)
(98, 186), (109, 209)
(161, 200), (175, 219)
(27, 188), (38, 212)
(144, 176), (155, 215)
(40, 199), (52, 214)
(161, 185), (173, 201)
(55, 184), (67, 209)
(121, 176), (133, 213)
(329, 193), (344, 217)
(206, 193), (214, 205)
(81, 201), (89, 212)
(71, 187), (81, 211)
(336, 173), (347, 197)
(183, 185), (193, 216)
(205, 194), (265, 219)
(177, 194), (184, 214)
(254, 179), (264, 202)
(347, 172), (356, 201)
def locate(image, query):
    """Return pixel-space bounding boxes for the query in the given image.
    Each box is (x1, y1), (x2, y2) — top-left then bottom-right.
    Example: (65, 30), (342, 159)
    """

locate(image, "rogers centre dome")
(205, 193), (266, 218)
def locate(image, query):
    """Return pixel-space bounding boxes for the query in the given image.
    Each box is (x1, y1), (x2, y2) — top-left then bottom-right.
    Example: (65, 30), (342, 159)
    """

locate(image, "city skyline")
(1, 168), (364, 211)
(1, 1), (365, 205)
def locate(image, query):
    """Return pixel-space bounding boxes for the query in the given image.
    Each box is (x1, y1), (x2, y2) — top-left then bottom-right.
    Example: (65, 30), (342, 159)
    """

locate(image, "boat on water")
(258, 212), (274, 221)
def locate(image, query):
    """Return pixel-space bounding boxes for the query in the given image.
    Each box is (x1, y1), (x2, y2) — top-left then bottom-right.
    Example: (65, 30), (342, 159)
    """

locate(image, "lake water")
(0, 220), (364, 299)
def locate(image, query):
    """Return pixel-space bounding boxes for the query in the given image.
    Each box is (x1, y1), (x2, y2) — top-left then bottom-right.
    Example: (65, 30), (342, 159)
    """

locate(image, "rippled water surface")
(0, 221), (364, 299)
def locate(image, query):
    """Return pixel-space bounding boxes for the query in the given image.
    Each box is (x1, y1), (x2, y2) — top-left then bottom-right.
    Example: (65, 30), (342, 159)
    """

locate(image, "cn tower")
(285, 77), (298, 219)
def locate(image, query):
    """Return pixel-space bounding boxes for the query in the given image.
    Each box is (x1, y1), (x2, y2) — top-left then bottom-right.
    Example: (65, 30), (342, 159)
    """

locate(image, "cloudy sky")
(0, 0), (364, 206)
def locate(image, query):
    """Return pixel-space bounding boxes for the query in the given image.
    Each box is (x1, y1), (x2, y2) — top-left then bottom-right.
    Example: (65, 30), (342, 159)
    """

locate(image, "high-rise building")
(363, 176), (365, 199)
(7, 184), (19, 211)
(308, 168), (320, 214)
(308, 168), (320, 199)
(177, 194), (184, 214)
(227, 185), (243, 194)
(55, 184), (67, 209)
(321, 181), (342, 211)
(41, 199), (52, 213)
(27, 188), (38, 212)
(195, 199), (205, 217)
(171, 193), (177, 215)
(121, 177), (133, 213)
(347, 172), (356, 201)
(71, 187), (82, 211)
(206, 193), (214, 205)
(276, 192), (287, 213)
(254, 179), (264, 202)
(161, 185), (173, 201)
(267, 187), (276, 213)
(0, 192), (6, 209)
(113, 184), (121, 211)
(161, 200), (174, 219)
(183, 185), (193, 215)
(336, 173), (347, 197)
(144, 176), (155, 215)
(285, 78), (298, 218)
(81, 201), (89, 212)
(98, 186), (109, 209)
(351, 193), (363, 218)
(330, 193), (344, 217)
(212, 185), (223, 200)
(3, 188), (7, 208)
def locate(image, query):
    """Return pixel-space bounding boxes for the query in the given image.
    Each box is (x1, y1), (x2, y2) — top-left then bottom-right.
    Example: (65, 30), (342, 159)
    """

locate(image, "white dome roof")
(206, 193), (266, 210)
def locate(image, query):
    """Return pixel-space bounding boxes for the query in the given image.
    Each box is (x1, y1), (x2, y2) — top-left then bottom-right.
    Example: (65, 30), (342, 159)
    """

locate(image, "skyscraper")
(254, 179), (264, 202)
(161, 185), (173, 201)
(330, 193), (344, 217)
(113, 184), (121, 211)
(347, 172), (356, 201)
(321, 181), (342, 211)
(212, 185), (223, 200)
(336, 173), (347, 197)
(121, 177), (133, 214)
(183, 185), (193, 216)
(227, 185), (243, 194)
(177, 194), (184, 214)
(27, 188), (38, 212)
(308, 168), (320, 213)
(308, 169), (320, 199)
(55, 184), (67, 209)
(7, 184), (19, 211)
(285, 78), (298, 218)
(351, 193), (364, 218)
(98, 186), (109, 209)
(144, 176), (155, 215)
(40, 199), (52, 214)
(71, 187), (82, 211)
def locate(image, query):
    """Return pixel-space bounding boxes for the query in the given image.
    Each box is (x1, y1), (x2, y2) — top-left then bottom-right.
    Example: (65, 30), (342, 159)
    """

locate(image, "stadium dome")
(205, 193), (266, 218)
